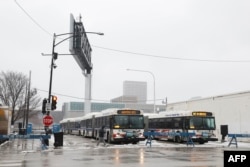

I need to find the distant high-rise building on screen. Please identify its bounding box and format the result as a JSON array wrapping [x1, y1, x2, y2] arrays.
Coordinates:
[[111, 95, 138, 103], [123, 81, 147, 104]]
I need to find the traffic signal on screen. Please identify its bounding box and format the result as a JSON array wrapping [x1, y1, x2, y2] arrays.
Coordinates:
[[42, 98, 47, 114], [51, 95, 57, 110], [53, 52, 58, 60]]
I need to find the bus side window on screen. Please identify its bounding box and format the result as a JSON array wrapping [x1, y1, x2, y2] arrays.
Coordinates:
[[173, 118, 182, 128], [109, 117, 116, 127], [184, 118, 190, 129], [104, 116, 109, 127], [166, 118, 172, 128], [159, 118, 164, 128], [77, 122, 80, 128], [150, 119, 157, 128], [110, 117, 114, 127]]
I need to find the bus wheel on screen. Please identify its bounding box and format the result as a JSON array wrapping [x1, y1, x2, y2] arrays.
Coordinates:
[[175, 136, 181, 143], [132, 141, 138, 144], [198, 139, 205, 144]]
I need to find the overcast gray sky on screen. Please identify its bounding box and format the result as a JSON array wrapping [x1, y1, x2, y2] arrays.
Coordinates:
[[1, 0, 250, 110]]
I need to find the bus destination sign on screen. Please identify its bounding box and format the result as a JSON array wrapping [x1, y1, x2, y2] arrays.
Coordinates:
[[192, 111, 212, 117], [117, 110, 140, 115]]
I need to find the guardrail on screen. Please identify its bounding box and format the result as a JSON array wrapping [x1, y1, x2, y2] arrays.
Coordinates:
[[228, 134, 250, 148], [0, 134, 51, 140], [144, 131, 195, 137], [144, 131, 196, 147]]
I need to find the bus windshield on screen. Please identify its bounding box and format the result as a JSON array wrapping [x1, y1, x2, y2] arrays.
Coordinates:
[[113, 115, 144, 129], [189, 117, 215, 130]]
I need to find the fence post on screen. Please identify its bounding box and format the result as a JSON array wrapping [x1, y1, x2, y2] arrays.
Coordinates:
[[228, 134, 238, 148]]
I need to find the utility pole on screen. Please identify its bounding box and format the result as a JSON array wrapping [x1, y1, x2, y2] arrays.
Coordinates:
[[47, 33, 57, 115], [25, 71, 31, 134]]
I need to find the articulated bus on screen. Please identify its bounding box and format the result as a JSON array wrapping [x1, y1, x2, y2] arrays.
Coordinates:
[[144, 110, 218, 144], [60, 108, 145, 144], [60, 117, 82, 135]]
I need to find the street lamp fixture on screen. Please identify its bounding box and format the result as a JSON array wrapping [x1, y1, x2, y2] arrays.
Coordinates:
[[126, 68, 156, 113], [47, 31, 103, 114], [54, 32, 103, 47]]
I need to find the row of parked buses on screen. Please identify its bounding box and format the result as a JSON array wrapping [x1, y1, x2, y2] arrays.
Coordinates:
[[59, 108, 218, 144], [60, 108, 145, 144]]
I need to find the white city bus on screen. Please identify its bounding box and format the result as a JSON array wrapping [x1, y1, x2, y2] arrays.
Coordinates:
[[94, 108, 145, 144], [144, 110, 218, 144]]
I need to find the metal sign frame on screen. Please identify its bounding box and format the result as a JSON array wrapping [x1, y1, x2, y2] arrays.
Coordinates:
[[69, 14, 92, 74]]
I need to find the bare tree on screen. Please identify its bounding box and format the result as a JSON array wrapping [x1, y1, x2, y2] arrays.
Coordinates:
[[0, 71, 41, 125]]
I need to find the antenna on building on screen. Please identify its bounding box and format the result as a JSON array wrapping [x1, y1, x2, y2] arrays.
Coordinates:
[[162, 97, 167, 104]]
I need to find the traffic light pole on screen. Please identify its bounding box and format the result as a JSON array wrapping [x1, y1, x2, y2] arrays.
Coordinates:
[[47, 33, 56, 114], [43, 30, 103, 145], [45, 31, 103, 114], [43, 34, 56, 146]]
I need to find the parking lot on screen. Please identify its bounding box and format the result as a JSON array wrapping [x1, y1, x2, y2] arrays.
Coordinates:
[[1, 134, 250, 167]]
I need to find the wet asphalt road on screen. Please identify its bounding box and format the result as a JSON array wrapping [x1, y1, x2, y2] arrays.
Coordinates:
[[0, 134, 248, 167]]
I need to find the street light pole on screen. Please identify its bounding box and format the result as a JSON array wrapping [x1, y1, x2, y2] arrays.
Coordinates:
[[48, 33, 56, 107], [47, 31, 104, 115], [126, 69, 156, 113]]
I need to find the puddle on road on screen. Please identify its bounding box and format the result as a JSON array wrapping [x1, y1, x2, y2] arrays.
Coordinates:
[[72, 157, 95, 161]]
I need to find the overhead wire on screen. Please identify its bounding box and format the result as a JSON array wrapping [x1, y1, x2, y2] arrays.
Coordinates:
[[92, 45, 250, 63], [14, 0, 250, 103], [37, 88, 164, 103], [14, 0, 52, 36], [14, 0, 250, 63]]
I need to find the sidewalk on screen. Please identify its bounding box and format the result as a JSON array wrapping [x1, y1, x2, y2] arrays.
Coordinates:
[[0, 134, 55, 152]]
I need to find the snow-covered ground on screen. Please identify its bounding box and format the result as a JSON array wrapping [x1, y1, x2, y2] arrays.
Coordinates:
[[49, 135, 250, 150]]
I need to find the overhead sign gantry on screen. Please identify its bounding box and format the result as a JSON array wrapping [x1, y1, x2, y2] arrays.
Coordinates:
[[69, 14, 104, 114], [69, 14, 92, 74]]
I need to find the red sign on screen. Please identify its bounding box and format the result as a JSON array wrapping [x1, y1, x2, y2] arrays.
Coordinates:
[[43, 115, 53, 126]]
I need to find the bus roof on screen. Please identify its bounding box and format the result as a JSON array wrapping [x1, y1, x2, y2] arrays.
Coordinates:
[[146, 110, 213, 118], [100, 108, 143, 117], [59, 118, 71, 123], [143, 113, 158, 118], [60, 108, 144, 123]]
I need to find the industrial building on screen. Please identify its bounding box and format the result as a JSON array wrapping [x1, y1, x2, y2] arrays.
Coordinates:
[[62, 101, 165, 119], [166, 90, 250, 142]]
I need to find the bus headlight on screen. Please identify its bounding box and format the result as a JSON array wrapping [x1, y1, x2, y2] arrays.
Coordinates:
[[114, 125, 120, 128]]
